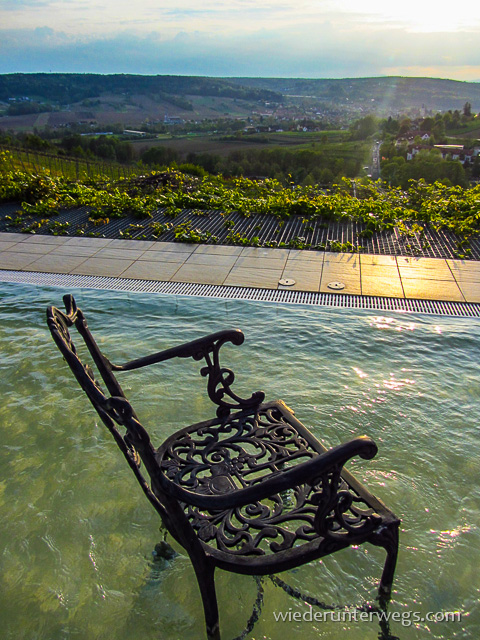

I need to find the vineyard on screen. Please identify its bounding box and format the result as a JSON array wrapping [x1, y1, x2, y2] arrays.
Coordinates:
[[1, 149, 480, 259]]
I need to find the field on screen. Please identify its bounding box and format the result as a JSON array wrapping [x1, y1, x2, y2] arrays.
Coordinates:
[[130, 130, 364, 161]]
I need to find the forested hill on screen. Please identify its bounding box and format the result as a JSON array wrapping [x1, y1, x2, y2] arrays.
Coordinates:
[[0, 73, 283, 105], [227, 76, 480, 111], [2, 73, 480, 114]]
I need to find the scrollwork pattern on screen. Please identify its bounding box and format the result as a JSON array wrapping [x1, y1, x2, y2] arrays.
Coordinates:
[[159, 408, 383, 556]]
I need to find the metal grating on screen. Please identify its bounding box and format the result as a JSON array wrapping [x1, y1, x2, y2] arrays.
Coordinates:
[[2, 203, 480, 260], [1, 269, 479, 318]]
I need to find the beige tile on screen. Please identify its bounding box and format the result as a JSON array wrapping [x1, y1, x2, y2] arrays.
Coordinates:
[[447, 258, 480, 271], [0, 240, 21, 251], [70, 257, 134, 277], [224, 266, 284, 288], [450, 271, 480, 283], [5, 241, 54, 255], [398, 266, 454, 280], [457, 281, 480, 303], [193, 244, 244, 256], [396, 257, 448, 269], [321, 263, 361, 281], [23, 235, 70, 245], [361, 275, 404, 298], [320, 272, 361, 295], [278, 270, 321, 292], [287, 250, 324, 262], [0, 251, 41, 269], [106, 239, 155, 250], [323, 252, 360, 267], [63, 237, 112, 248], [23, 253, 88, 273], [284, 258, 322, 273], [149, 241, 195, 253], [360, 253, 397, 266], [184, 253, 238, 267], [360, 263, 400, 277], [51, 244, 101, 257], [120, 260, 181, 281], [172, 264, 232, 285], [93, 247, 147, 261], [401, 278, 465, 302], [234, 256, 288, 270], [138, 249, 189, 263], [239, 247, 290, 259], [0, 232, 29, 243]]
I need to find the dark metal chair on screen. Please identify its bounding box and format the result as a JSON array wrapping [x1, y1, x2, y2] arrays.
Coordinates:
[[47, 294, 400, 640]]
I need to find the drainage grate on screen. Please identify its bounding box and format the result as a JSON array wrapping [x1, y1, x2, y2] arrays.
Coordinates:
[[1, 269, 479, 318]]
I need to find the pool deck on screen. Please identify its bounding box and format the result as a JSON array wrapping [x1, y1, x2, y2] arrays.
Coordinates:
[[1, 231, 480, 303]]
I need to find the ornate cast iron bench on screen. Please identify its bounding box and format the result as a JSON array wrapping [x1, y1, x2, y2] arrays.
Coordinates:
[[47, 294, 399, 640]]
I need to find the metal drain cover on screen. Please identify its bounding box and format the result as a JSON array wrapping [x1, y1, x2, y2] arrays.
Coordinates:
[[328, 281, 345, 290], [279, 278, 296, 286]]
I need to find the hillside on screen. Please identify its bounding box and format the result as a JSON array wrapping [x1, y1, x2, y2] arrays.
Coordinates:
[[1, 74, 480, 119], [227, 76, 480, 112]]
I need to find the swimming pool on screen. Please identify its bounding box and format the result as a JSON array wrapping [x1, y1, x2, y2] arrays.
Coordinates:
[[1, 282, 479, 639]]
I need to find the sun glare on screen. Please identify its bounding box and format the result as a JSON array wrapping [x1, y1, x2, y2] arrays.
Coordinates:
[[336, 0, 480, 33]]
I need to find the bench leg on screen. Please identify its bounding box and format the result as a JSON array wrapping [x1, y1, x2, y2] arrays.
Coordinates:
[[193, 560, 221, 640], [377, 523, 399, 603]]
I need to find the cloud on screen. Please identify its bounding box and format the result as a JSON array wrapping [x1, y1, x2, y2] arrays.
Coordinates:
[[0, 21, 479, 80]]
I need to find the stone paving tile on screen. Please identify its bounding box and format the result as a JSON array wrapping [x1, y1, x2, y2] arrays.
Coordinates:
[[283, 258, 322, 273], [234, 256, 288, 270], [0, 232, 28, 243], [319, 271, 361, 295], [278, 269, 321, 292], [323, 252, 361, 267], [456, 282, 480, 303], [120, 260, 181, 281], [69, 257, 134, 277], [22, 235, 70, 245], [398, 266, 454, 280], [361, 275, 404, 298], [137, 250, 189, 263], [321, 263, 361, 281], [401, 278, 465, 302], [62, 237, 113, 248], [397, 257, 449, 270], [183, 253, 238, 267], [106, 239, 155, 250], [239, 247, 290, 259], [450, 271, 480, 283], [93, 247, 147, 261], [224, 266, 283, 288], [447, 259, 480, 274], [150, 241, 196, 253], [0, 250, 42, 269], [4, 241, 54, 255], [173, 264, 233, 285], [0, 240, 21, 251], [360, 254, 398, 267], [193, 245, 244, 256], [360, 263, 400, 277], [287, 250, 324, 262], [51, 243, 102, 257], [23, 253, 88, 274]]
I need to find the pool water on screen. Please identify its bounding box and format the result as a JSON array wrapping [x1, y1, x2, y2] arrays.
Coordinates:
[[0, 282, 479, 640]]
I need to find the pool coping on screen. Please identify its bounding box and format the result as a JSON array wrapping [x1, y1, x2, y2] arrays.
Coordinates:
[[1, 231, 480, 308]]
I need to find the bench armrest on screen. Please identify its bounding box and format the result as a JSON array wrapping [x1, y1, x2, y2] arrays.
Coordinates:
[[156, 435, 378, 511], [113, 330, 265, 417]]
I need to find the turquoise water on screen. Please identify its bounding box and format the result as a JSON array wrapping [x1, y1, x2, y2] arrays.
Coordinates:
[[0, 282, 479, 640]]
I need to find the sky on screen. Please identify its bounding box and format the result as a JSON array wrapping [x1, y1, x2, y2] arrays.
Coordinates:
[[1, 0, 480, 81]]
